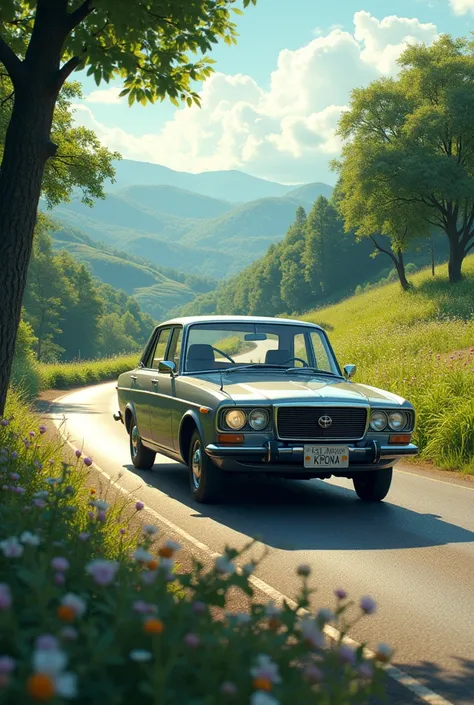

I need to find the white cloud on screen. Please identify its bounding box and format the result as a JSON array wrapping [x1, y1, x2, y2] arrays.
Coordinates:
[[74, 12, 438, 184], [450, 0, 474, 14], [85, 87, 123, 104]]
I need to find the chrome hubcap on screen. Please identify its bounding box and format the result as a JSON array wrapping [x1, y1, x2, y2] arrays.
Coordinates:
[[192, 442, 202, 489], [131, 425, 139, 457]]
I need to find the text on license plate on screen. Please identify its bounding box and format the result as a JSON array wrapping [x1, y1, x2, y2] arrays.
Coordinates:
[[304, 445, 349, 469]]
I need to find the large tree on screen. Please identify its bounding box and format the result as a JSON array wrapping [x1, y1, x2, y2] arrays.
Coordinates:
[[336, 35, 474, 287], [303, 196, 344, 298], [0, 0, 256, 415]]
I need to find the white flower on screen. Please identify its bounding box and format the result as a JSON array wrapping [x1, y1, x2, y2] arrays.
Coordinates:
[[33, 490, 49, 499], [61, 593, 86, 618], [55, 672, 77, 699], [129, 649, 153, 662], [45, 477, 62, 486], [143, 525, 158, 535], [250, 654, 281, 684], [215, 556, 236, 575], [20, 531, 41, 546], [317, 608, 335, 624], [133, 548, 153, 563], [299, 616, 325, 649], [159, 557, 174, 571], [33, 649, 67, 676], [89, 499, 110, 511], [0, 537, 23, 558], [164, 540, 181, 552], [250, 691, 280, 705]]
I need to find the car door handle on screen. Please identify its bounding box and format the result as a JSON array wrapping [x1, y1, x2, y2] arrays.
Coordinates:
[[130, 375, 137, 381], [151, 379, 159, 385]]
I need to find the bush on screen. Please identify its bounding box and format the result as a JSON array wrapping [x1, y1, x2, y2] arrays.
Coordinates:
[[0, 398, 392, 704], [38, 354, 139, 391], [10, 320, 42, 399]]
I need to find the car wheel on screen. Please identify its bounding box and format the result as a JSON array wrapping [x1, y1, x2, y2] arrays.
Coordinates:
[[189, 429, 223, 503], [130, 418, 156, 470], [353, 468, 393, 502]]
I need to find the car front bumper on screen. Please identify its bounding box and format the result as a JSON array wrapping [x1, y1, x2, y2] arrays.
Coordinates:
[[205, 440, 418, 474]]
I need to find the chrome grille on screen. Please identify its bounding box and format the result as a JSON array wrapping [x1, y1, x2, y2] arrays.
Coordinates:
[[276, 406, 368, 441]]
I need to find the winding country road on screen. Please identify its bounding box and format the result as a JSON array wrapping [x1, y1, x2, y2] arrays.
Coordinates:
[[49, 382, 474, 705]]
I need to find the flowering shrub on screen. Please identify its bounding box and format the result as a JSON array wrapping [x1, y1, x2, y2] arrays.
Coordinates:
[[0, 404, 391, 704]]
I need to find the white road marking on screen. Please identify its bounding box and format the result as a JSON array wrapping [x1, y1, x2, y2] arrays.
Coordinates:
[[50, 392, 454, 705], [397, 469, 474, 491]]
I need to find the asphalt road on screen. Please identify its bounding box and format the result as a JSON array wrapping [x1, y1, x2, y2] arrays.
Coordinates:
[[49, 382, 474, 705]]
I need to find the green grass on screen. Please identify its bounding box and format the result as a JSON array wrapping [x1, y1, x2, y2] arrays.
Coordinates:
[[303, 256, 474, 474], [38, 354, 139, 390]]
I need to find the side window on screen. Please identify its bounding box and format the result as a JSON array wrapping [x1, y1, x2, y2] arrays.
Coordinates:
[[168, 328, 183, 369], [310, 331, 333, 372], [147, 328, 172, 369], [293, 333, 309, 367]]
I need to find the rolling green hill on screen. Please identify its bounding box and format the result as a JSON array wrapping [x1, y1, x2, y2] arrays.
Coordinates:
[[115, 185, 234, 219]]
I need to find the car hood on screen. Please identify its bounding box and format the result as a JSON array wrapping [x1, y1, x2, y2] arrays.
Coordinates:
[[196, 372, 410, 407]]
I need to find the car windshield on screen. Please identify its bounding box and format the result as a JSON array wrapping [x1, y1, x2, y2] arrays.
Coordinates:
[[183, 322, 339, 375]]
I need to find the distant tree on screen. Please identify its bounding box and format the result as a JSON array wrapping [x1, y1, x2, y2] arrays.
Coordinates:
[[0, 0, 256, 415], [337, 35, 474, 286], [303, 197, 344, 297], [280, 206, 313, 314]]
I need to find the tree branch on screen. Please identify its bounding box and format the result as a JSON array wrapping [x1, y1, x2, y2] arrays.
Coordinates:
[[66, 0, 93, 31], [57, 56, 82, 88], [370, 235, 398, 267], [0, 32, 23, 86], [0, 89, 14, 108]]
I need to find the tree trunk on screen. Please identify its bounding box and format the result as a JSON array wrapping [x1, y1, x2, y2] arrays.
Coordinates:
[[447, 233, 464, 283], [0, 85, 56, 416], [394, 250, 410, 291]]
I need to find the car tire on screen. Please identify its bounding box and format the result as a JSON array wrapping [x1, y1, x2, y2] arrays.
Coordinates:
[[188, 429, 223, 503], [130, 417, 156, 470], [353, 468, 393, 502]]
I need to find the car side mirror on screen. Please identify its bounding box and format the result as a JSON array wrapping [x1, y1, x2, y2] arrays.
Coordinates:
[[343, 364, 356, 380], [158, 360, 176, 376]]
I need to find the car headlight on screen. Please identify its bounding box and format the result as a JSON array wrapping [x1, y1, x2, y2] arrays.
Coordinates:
[[369, 410, 387, 431], [225, 409, 247, 430], [388, 411, 407, 431], [248, 409, 270, 431]]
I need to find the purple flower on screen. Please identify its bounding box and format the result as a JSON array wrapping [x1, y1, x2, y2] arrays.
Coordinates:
[[359, 662, 374, 680], [297, 564, 311, 577], [85, 559, 119, 587], [133, 600, 157, 615], [14, 486, 26, 494], [10, 452, 18, 460], [87, 511, 94, 520], [304, 664, 322, 684], [33, 499, 47, 509], [0, 419, 9, 427], [54, 573, 65, 586], [78, 532, 90, 542], [135, 501, 144, 511], [0, 656, 15, 674], [39, 425, 47, 435], [36, 635, 59, 651], [141, 570, 157, 586], [9, 473, 20, 481], [51, 557, 69, 572], [97, 510, 106, 523], [29, 431, 35, 438], [74, 450, 82, 458], [339, 644, 356, 665], [119, 528, 126, 536], [0, 584, 12, 610], [360, 596, 376, 615], [0, 537, 23, 558], [184, 633, 200, 649], [192, 600, 206, 615], [83, 457, 93, 467], [335, 588, 348, 600]]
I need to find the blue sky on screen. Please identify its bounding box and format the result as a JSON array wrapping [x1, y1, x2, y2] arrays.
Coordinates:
[[73, 0, 474, 184]]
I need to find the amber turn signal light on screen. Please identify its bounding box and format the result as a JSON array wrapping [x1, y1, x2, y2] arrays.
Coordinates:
[[217, 434, 244, 444], [389, 434, 412, 444]]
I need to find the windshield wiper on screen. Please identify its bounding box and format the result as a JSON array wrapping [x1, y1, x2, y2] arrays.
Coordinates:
[[284, 367, 343, 378], [224, 364, 288, 374]]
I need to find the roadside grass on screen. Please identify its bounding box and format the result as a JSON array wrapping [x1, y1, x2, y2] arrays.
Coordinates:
[[303, 255, 474, 474], [0, 391, 390, 704], [38, 353, 139, 391]]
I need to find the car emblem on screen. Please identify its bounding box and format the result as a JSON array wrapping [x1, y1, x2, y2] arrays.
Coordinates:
[[318, 415, 333, 428]]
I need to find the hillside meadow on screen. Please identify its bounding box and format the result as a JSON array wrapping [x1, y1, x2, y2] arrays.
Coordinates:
[[303, 255, 474, 474]]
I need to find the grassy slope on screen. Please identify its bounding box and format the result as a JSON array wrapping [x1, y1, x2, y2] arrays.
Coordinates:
[[303, 256, 474, 473]]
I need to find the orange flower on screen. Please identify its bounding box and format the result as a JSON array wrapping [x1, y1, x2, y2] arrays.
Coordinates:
[[57, 605, 75, 622], [268, 618, 281, 631], [158, 546, 173, 559], [144, 618, 165, 634], [27, 673, 55, 700], [253, 677, 272, 692], [90, 488, 96, 495], [147, 560, 158, 571]]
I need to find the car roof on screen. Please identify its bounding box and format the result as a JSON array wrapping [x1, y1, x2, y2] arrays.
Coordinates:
[[158, 315, 323, 331]]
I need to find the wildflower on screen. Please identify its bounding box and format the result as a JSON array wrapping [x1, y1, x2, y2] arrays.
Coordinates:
[[215, 556, 236, 575], [51, 557, 69, 572], [129, 650, 152, 662], [375, 643, 393, 663], [0, 536, 24, 558], [360, 596, 376, 615], [33, 499, 47, 509], [57, 594, 86, 621], [10, 472, 20, 481], [135, 500, 145, 511], [97, 510, 106, 523], [35, 636, 59, 652], [250, 690, 280, 704], [27, 673, 55, 700], [304, 664, 322, 683], [192, 600, 206, 614], [299, 616, 325, 649], [74, 450, 82, 458], [119, 528, 126, 536], [90, 499, 109, 511], [85, 559, 119, 586], [359, 662, 374, 680], [83, 457, 93, 467], [14, 486, 26, 494], [317, 608, 335, 625], [11, 451, 18, 460], [0, 584, 12, 610], [147, 559, 158, 570], [78, 532, 90, 542], [143, 618, 165, 634], [339, 644, 356, 665], [0, 657, 15, 673], [34, 490, 49, 499], [20, 531, 41, 548], [29, 431, 36, 438], [143, 524, 158, 535], [297, 564, 311, 577], [159, 557, 173, 571], [159, 540, 180, 558], [39, 425, 47, 434], [54, 574, 65, 586], [184, 633, 200, 648], [141, 570, 158, 586], [221, 681, 238, 696], [0, 419, 9, 427], [133, 548, 153, 563], [264, 601, 281, 618], [133, 600, 157, 615], [334, 588, 348, 600], [251, 655, 281, 690]]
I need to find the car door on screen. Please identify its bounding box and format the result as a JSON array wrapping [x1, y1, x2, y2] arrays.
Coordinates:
[[147, 326, 174, 451], [163, 326, 184, 452]]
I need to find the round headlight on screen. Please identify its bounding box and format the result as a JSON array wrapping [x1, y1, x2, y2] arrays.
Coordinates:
[[248, 409, 270, 431], [370, 410, 387, 431], [388, 411, 407, 431], [225, 409, 247, 430]]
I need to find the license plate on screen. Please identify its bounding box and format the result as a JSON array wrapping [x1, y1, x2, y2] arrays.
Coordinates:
[[304, 445, 349, 469]]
